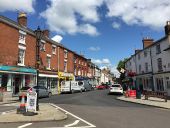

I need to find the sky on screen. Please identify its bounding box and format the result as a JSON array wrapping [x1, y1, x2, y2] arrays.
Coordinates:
[[0, 0, 170, 77]]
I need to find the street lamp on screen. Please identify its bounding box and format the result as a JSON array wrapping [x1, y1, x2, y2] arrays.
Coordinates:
[[35, 26, 43, 111]]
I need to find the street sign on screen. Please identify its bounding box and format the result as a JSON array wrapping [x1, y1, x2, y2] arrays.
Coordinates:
[[26, 91, 37, 112]]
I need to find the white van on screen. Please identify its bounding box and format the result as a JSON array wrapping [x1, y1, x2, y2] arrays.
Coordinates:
[[61, 81, 82, 93]]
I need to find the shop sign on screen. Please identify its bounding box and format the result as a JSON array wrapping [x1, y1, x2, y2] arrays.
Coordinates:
[[0, 65, 36, 74], [26, 91, 37, 112], [58, 72, 73, 78]]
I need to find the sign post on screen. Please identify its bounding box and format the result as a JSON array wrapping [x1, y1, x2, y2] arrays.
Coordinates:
[[26, 91, 37, 112]]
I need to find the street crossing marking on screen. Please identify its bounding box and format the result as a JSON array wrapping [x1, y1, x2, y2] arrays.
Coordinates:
[[64, 120, 80, 127], [50, 103, 96, 128], [18, 123, 32, 128]]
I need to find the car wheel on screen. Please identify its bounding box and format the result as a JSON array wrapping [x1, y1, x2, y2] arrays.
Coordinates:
[[48, 92, 52, 97]]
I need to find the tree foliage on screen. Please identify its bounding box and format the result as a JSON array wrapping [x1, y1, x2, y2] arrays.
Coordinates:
[[117, 58, 128, 72]]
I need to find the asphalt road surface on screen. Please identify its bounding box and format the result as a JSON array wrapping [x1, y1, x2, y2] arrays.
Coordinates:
[[41, 89, 170, 128], [0, 89, 170, 128]]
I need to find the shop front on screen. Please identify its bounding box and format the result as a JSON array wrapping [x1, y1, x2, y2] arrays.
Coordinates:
[[0, 65, 36, 96], [38, 73, 58, 94], [58, 72, 74, 94]]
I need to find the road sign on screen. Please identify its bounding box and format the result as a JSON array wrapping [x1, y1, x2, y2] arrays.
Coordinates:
[[26, 91, 37, 112]]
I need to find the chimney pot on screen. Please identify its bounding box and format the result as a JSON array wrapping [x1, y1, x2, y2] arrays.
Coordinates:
[[17, 12, 27, 27], [43, 30, 50, 37], [142, 37, 154, 49]]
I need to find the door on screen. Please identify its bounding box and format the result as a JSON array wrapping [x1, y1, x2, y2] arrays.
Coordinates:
[[13, 75, 21, 95]]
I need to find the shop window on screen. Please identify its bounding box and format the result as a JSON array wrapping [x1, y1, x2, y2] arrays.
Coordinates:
[[156, 78, 164, 91], [18, 48, 25, 66]]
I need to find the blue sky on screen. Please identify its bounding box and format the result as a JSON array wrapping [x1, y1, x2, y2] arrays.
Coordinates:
[[0, 0, 169, 77]]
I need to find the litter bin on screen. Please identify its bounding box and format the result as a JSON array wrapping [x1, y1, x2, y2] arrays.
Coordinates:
[[0, 90, 3, 102], [136, 90, 141, 99]]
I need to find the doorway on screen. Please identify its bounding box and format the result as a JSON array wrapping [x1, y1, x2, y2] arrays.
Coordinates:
[[13, 75, 22, 95]]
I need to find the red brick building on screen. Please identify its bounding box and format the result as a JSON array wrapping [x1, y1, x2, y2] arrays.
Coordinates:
[[0, 13, 91, 96]]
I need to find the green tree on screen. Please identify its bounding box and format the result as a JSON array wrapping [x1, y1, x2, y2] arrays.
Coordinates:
[[117, 58, 128, 72]]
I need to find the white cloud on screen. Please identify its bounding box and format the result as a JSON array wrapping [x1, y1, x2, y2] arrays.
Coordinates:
[[52, 35, 63, 43], [88, 46, 100, 51], [112, 22, 121, 29], [41, 0, 103, 36], [92, 58, 111, 65], [0, 0, 35, 13], [105, 0, 170, 29]]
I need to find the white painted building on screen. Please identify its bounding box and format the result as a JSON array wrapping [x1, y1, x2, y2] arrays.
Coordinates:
[[125, 21, 170, 96]]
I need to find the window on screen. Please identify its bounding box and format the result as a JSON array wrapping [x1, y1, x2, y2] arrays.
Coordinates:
[[64, 60, 67, 72], [18, 48, 25, 65], [156, 44, 161, 54], [156, 78, 164, 91], [79, 60, 80, 64], [157, 58, 163, 72], [46, 56, 51, 69], [145, 63, 148, 72], [144, 51, 147, 57], [139, 65, 141, 73], [138, 54, 140, 60], [52, 45, 56, 54], [40, 40, 46, 51], [74, 66, 76, 75], [85, 62, 87, 66], [19, 30, 26, 44], [74, 57, 77, 63], [64, 50, 68, 58]]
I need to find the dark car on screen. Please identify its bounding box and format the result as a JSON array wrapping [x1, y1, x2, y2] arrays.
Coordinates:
[[19, 86, 52, 100]]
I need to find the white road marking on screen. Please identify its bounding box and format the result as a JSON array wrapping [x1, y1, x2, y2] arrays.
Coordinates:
[[50, 103, 96, 128], [65, 120, 80, 127], [18, 123, 32, 128]]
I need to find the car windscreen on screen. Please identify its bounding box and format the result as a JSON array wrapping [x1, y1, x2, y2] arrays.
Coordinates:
[[20, 86, 30, 90], [112, 85, 121, 87], [78, 81, 83, 86]]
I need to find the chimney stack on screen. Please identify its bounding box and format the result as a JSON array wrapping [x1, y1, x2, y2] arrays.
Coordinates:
[[43, 30, 49, 37], [17, 12, 27, 27], [165, 21, 170, 36], [142, 37, 154, 49]]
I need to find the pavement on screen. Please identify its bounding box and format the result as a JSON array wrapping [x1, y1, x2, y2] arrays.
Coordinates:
[[117, 95, 170, 109], [0, 103, 67, 123]]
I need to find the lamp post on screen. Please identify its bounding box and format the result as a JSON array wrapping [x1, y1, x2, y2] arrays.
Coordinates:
[[35, 26, 43, 111]]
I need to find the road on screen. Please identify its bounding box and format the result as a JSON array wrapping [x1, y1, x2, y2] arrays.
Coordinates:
[[0, 89, 170, 128]]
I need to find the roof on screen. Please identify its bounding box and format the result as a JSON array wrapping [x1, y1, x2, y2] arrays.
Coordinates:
[[0, 15, 88, 60]]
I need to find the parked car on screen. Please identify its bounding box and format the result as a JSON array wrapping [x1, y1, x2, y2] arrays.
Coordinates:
[[78, 80, 93, 91], [96, 84, 106, 90], [19, 86, 52, 100], [108, 84, 123, 95], [61, 81, 82, 93]]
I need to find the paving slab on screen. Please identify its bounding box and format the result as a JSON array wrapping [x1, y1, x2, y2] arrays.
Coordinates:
[[117, 96, 170, 109], [0, 103, 67, 122]]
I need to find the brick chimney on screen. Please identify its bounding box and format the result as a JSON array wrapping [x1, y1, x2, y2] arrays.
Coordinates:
[[17, 12, 27, 27], [142, 37, 154, 49], [165, 21, 170, 36], [43, 30, 50, 37]]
